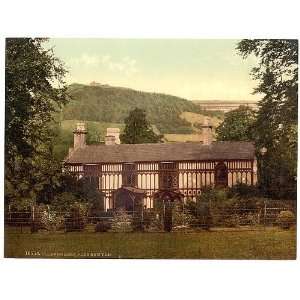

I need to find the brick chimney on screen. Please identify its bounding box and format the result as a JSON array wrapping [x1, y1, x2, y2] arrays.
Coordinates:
[[73, 122, 87, 149], [201, 117, 213, 145]]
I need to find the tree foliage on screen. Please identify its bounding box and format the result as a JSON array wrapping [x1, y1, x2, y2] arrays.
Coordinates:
[[237, 39, 298, 199], [5, 38, 69, 204], [120, 108, 163, 144], [216, 105, 256, 141]]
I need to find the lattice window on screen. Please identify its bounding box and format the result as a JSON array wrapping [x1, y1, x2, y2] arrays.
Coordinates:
[[83, 164, 101, 176], [159, 162, 179, 190], [122, 163, 137, 187]]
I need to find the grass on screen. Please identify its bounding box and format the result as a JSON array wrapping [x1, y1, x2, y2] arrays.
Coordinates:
[[163, 112, 222, 142], [5, 227, 296, 259], [180, 111, 222, 128], [164, 133, 204, 142], [61, 119, 124, 134]]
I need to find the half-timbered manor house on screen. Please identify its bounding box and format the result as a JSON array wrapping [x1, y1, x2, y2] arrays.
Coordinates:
[[64, 120, 257, 211]]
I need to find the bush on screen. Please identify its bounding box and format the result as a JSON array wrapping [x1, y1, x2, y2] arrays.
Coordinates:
[[224, 214, 240, 228], [196, 188, 266, 228], [199, 186, 229, 204], [142, 209, 153, 229], [244, 212, 260, 226], [277, 210, 295, 229], [162, 201, 174, 232], [40, 209, 65, 232], [228, 183, 260, 199], [263, 199, 295, 210], [95, 220, 111, 232], [196, 201, 213, 229], [197, 188, 230, 228], [148, 218, 163, 232], [132, 215, 144, 231], [173, 210, 195, 228], [184, 199, 197, 216], [110, 209, 133, 232], [8, 197, 34, 211], [65, 202, 88, 232], [143, 210, 163, 232], [51, 192, 80, 211], [235, 197, 265, 210]]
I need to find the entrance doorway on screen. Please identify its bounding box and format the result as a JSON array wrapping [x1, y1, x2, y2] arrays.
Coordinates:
[[215, 162, 228, 187]]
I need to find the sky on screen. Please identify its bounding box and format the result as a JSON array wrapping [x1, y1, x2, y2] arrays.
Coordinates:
[[48, 39, 260, 101]]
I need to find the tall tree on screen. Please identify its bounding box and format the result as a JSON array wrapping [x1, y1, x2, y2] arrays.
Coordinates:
[[216, 105, 256, 141], [120, 108, 163, 144], [237, 39, 298, 199], [5, 38, 69, 205]]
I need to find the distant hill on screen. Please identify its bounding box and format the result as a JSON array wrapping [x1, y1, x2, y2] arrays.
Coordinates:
[[193, 100, 258, 113], [62, 83, 220, 134], [53, 83, 226, 160]]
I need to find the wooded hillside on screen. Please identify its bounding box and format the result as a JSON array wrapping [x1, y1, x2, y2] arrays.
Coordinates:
[[62, 83, 219, 134]]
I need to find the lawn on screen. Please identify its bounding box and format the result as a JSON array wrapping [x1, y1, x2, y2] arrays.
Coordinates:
[[5, 227, 296, 259]]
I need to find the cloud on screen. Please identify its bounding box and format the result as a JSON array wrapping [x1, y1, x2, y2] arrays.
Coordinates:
[[68, 54, 138, 76]]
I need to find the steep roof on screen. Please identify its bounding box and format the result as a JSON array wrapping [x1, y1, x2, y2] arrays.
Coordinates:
[[65, 141, 255, 164]]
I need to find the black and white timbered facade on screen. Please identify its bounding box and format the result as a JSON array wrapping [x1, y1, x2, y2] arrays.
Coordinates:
[[64, 123, 257, 211]]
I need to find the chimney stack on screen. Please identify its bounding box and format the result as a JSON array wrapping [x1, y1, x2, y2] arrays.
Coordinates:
[[202, 117, 213, 145], [105, 128, 120, 145], [105, 135, 116, 145], [73, 122, 87, 149]]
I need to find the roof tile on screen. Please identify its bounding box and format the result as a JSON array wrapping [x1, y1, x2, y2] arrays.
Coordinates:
[[65, 141, 255, 164]]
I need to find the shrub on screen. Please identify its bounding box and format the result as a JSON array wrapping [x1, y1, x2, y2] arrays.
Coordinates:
[[51, 192, 80, 211], [65, 202, 88, 232], [235, 197, 265, 210], [173, 206, 195, 229], [7, 210, 31, 227], [76, 177, 105, 212], [277, 210, 295, 229], [8, 197, 34, 211], [244, 212, 260, 226], [228, 183, 260, 199], [196, 201, 213, 229], [224, 214, 240, 228], [142, 209, 153, 229], [110, 209, 133, 232], [148, 217, 163, 232], [132, 214, 144, 231], [198, 186, 229, 204], [28, 205, 64, 232], [143, 210, 163, 232], [184, 198, 197, 216], [40, 209, 65, 232], [263, 199, 295, 210], [95, 220, 111, 232]]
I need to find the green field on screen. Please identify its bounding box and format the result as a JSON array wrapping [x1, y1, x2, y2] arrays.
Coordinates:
[[5, 228, 296, 259]]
